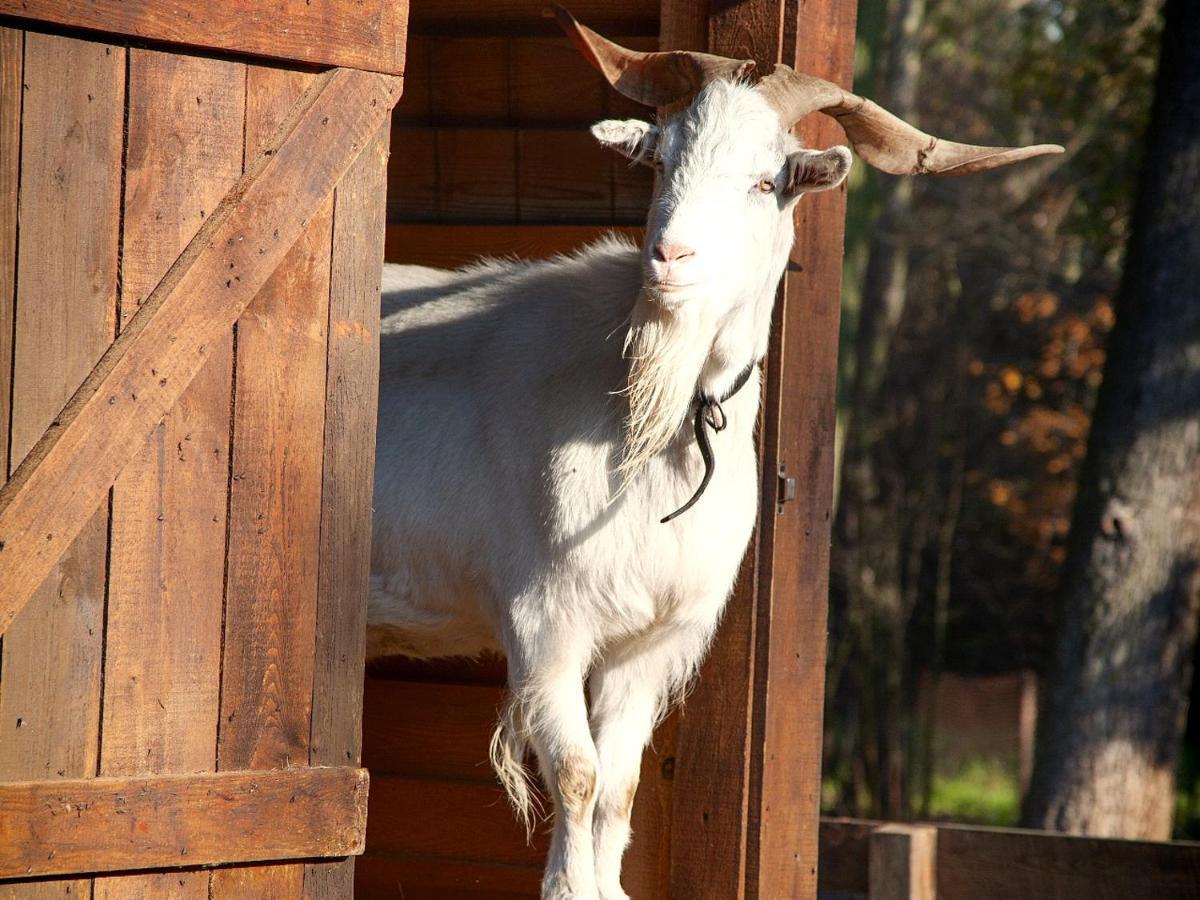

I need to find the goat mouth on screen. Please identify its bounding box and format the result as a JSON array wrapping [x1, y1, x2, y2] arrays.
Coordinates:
[[650, 280, 696, 293]]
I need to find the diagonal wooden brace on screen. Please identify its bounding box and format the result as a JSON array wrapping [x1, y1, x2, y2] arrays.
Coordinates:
[[0, 66, 402, 635]]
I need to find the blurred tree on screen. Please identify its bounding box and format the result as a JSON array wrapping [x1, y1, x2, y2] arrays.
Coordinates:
[[1021, 0, 1200, 840], [826, 0, 1161, 820]]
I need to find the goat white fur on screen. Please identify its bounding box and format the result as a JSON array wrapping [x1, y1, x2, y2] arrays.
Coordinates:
[[369, 80, 843, 900]]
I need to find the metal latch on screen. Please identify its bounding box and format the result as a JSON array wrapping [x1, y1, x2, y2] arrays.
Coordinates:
[[777, 464, 797, 514]]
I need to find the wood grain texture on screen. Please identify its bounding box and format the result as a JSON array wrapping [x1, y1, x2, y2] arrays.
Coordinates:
[[0, 37, 123, 900], [96, 48, 244, 900], [366, 776, 544, 866], [0, 0, 407, 75], [747, 1, 857, 897], [213, 65, 333, 898], [0, 26, 19, 482], [387, 126, 654, 225], [102, 49, 243, 777], [0, 767, 368, 879], [0, 30, 123, 900], [303, 119, 391, 900], [218, 66, 328, 774], [356, 856, 541, 900], [869, 825, 936, 900], [384, 224, 642, 268], [408, 0, 657, 36], [0, 65, 403, 636], [935, 824, 1200, 900], [360, 680, 505, 780]]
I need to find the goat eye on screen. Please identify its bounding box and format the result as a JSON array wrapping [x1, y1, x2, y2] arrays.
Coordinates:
[[756, 178, 775, 193]]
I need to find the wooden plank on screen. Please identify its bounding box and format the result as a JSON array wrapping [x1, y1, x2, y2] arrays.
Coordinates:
[[517, 128, 613, 222], [361, 680, 505, 780], [213, 65, 331, 897], [436, 127, 517, 222], [0, 0, 407, 75], [96, 48, 244, 900], [430, 37, 512, 125], [365, 776, 544, 867], [818, 819, 876, 896], [388, 127, 650, 225], [623, 712, 679, 899], [303, 119, 391, 900], [218, 65, 328, 773], [365, 654, 510, 685], [408, 0, 657, 36], [356, 856, 541, 899], [0, 66, 404, 635], [386, 128, 439, 223], [511, 36, 607, 126], [935, 825, 1200, 900], [383, 224, 642, 268], [0, 26, 19, 482], [0, 767, 368, 879], [0, 33, 124, 900], [869, 825, 936, 900], [746, 0, 857, 896], [392, 36, 433, 125]]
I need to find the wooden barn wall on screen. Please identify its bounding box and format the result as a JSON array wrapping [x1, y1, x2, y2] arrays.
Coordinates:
[[0, 23, 384, 895], [362, 1, 669, 897], [383, 0, 656, 270]]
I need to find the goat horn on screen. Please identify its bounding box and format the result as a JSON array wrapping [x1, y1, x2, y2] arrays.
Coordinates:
[[553, 5, 755, 108], [756, 64, 1064, 175]]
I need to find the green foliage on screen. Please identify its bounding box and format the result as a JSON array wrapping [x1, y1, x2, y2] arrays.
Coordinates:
[[926, 758, 1021, 826]]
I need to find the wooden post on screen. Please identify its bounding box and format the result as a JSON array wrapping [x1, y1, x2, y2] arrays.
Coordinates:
[[869, 825, 938, 900], [664, 1, 857, 898]]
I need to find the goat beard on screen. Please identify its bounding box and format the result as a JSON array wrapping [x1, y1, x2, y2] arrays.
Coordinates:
[[618, 295, 714, 485]]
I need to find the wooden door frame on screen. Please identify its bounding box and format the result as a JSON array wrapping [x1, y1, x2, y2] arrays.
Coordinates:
[[663, 2, 857, 898]]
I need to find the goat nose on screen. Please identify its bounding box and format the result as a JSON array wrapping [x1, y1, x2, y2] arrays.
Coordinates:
[[653, 241, 696, 264]]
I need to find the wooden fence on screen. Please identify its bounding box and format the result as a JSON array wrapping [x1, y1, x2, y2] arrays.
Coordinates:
[[820, 818, 1200, 900]]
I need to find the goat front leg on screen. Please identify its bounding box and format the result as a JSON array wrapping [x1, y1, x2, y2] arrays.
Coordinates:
[[505, 628, 601, 900], [588, 630, 702, 900]]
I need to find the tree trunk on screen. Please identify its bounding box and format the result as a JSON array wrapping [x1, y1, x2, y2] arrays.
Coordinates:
[[1021, 0, 1200, 840]]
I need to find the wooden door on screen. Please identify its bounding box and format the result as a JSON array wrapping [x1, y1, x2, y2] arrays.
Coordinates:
[[0, 3, 405, 892]]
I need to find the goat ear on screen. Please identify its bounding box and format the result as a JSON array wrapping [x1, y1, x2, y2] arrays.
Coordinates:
[[591, 119, 658, 166], [784, 145, 852, 196]]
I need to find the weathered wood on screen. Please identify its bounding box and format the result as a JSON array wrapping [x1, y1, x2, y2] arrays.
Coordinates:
[[408, 0, 657, 36], [366, 776, 544, 866], [384, 224, 642, 267], [0, 66, 403, 636], [303, 119, 391, 900], [96, 48, 245, 900], [436, 127, 518, 222], [935, 824, 1200, 900], [517, 129, 613, 222], [102, 49, 242, 777], [0, 768, 368, 879], [0, 0, 407, 75], [356, 856, 541, 900], [213, 66, 331, 898], [0, 26, 19, 481], [818, 818, 876, 896], [623, 712, 679, 900], [388, 126, 653, 224], [747, 0, 856, 895], [0, 33, 124, 900], [219, 65, 328, 774], [869, 825, 936, 900], [361, 680, 505, 780]]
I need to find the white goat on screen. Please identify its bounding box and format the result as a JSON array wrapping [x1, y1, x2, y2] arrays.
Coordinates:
[[368, 9, 1061, 899]]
